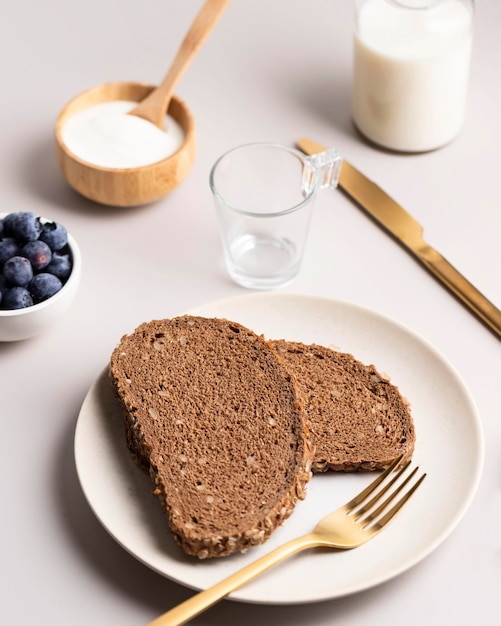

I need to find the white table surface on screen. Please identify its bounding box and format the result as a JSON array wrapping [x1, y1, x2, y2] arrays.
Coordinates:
[[1, 1, 500, 625]]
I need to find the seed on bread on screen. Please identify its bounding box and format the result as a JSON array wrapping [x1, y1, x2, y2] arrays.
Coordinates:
[[110, 316, 314, 559], [270, 340, 415, 472]]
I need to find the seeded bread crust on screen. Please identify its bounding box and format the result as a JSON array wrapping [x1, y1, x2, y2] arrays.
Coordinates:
[[110, 316, 314, 559], [271, 340, 415, 472]]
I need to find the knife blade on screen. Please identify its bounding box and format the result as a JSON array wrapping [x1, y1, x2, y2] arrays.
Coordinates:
[[297, 137, 501, 340]]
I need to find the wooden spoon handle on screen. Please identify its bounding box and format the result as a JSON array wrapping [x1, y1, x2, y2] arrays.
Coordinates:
[[130, 0, 231, 128]]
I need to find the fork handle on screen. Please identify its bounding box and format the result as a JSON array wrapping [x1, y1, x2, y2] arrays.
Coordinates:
[[147, 533, 318, 626]]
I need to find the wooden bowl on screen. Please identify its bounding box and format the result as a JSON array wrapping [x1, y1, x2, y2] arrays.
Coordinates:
[[54, 82, 196, 207]]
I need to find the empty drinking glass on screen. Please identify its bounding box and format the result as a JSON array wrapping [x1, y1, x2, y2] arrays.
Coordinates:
[[210, 143, 341, 289]]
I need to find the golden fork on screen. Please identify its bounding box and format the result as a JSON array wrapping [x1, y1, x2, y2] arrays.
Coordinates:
[[148, 455, 426, 626]]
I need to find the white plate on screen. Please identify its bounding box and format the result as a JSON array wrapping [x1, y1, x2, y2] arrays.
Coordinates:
[[74, 293, 484, 604]]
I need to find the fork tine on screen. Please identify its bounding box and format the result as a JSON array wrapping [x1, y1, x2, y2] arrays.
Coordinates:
[[368, 466, 419, 518], [369, 471, 426, 530], [353, 461, 413, 520], [346, 454, 403, 510], [358, 465, 420, 525]]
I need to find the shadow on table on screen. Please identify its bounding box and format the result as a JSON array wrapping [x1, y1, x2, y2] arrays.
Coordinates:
[[286, 72, 354, 142], [20, 136, 153, 218]]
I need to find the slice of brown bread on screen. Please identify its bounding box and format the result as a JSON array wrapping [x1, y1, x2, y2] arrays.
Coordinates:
[[110, 316, 314, 559], [271, 340, 415, 472]]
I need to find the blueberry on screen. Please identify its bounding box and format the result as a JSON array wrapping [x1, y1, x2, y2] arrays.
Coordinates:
[[0, 274, 8, 297], [11, 212, 42, 242], [45, 252, 72, 280], [3, 286, 33, 309], [2, 286, 33, 309], [1, 212, 19, 237], [0, 238, 21, 266], [3, 255, 34, 286], [21, 240, 52, 271], [39, 221, 68, 251], [0, 221, 3, 238], [29, 273, 62, 302]]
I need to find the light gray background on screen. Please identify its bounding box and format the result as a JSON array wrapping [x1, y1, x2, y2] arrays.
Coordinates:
[[1, 1, 499, 625]]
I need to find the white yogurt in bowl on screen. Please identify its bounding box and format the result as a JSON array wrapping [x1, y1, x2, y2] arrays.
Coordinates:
[[55, 82, 196, 206], [61, 100, 185, 169]]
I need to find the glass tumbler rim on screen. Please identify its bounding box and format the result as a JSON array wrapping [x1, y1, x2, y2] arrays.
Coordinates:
[[209, 142, 318, 219]]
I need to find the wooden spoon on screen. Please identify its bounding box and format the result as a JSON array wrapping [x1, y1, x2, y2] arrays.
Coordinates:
[[129, 0, 230, 129]]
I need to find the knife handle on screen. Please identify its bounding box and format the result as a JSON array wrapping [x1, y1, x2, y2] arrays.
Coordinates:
[[416, 246, 501, 339]]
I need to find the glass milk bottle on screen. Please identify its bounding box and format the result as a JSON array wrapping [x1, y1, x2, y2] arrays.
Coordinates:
[[352, 0, 474, 152]]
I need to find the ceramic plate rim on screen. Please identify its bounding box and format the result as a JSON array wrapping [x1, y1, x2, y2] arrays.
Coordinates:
[[74, 292, 484, 604]]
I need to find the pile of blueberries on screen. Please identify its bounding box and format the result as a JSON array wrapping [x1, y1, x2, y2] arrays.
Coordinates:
[[0, 212, 73, 310]]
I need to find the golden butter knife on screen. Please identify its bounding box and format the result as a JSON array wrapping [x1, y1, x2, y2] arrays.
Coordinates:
[[297, 137, 501, 340]]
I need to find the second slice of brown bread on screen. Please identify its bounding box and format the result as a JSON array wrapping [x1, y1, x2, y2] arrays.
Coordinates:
[[271, 340, 415, 472], [110, 316, 314, 559]]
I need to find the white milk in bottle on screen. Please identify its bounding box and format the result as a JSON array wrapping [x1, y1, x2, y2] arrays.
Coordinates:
[[352, 0, 474, 152]]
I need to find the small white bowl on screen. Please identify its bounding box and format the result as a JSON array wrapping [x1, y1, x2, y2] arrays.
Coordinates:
[[0, 214, 82, 342]]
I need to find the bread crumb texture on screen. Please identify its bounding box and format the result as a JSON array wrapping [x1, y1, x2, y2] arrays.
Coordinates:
[[110, 316, 313, 559], [271, 340, 415, 472]]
